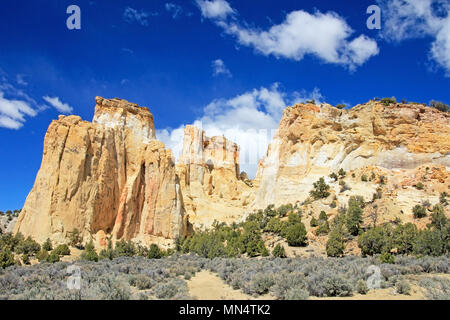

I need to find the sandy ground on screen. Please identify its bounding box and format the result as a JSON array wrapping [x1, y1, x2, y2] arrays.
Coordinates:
[[187, 270, 274, 300], [187, 270, 449, 300]]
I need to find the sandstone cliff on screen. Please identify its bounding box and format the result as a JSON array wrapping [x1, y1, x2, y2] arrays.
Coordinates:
[[254, 101, 450, 208], [176, 125, 254, 229], [14, 97, 186, 247]]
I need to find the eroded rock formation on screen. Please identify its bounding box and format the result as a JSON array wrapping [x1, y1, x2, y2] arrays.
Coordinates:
[[14, 97, 186, 246], [13, 97, 449, 250], [176, 125, 254, 229], [254, 101, 450, 208]]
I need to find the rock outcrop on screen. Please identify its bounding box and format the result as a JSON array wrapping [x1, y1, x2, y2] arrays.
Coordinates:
[[13, 97, 450, 250], [254, 101, 450, 208], [176, 125, 254, 229], [14, 97, 186, 246]]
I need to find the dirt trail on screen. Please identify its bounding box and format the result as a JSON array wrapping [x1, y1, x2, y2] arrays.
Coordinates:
[[187, 271, 439, 300], [187, 270, 274, 300]]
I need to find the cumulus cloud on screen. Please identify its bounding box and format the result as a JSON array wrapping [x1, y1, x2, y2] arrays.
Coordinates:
[[196, 0, 234, 20], [0, 92, 37, 129], [123, 7, 155, 26], [157, 84, 323, 176], [212, 59, 232, 77], [0, 73, 74, 129], [378, 0, 450, 75], [197, 1, 379, 69], [42, 96, 74, 114]]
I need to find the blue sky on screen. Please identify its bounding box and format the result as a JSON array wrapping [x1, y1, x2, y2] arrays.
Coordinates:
[[0, 0, 449, 211]]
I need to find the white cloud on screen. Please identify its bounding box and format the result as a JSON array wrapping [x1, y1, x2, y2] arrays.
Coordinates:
[[198, 2, 378, 69], [0, 92, 37, 129], [122, 48, 134, 54], [16, 74, 28, 86], [0, 74, 73, 129], [123, 7, 155, 26], [431, 19, 450, 74], [42, 96, 74, 114], [157, 84, 323, 176], [212, 59, 232, 77], [196, 0, 234, 20], [378, 0, 450, 75], [165, 3, 183, 19]]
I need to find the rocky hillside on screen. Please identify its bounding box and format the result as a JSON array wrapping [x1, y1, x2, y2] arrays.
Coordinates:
[[254, 101, 449, 208], [13, 98, 450, 250]]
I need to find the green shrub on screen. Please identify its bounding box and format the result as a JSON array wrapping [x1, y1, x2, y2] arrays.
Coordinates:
[[310, 177, 330, 200], [358, 224, 394, 256], [310, 217, 318, 227], [430, 100, 449, 113], [393, 223, 418, 254], [68, 228, 83, 249], [81, 240, 99, 262], [381, 97, 397, 106], [336, 104, 346, 109], [46, 251, 60, 263], [380, 252, 395, 264], [361, 174, 368, 182], [99, 239, 115, 260], [15, 236, 40, 255], [338, 168, 346, 178], [188, 232, 226, 258], [315, 221, 330, 236], [272, 244, 286, 258], [0, 248, 14, 268], [260, 243, 269, 257], [114, 240, 136, 257], [413, 205, 426, 219], [429, 204, 448, 231], [415, 182, 424, 190], [326, 228, 345, 257], [36, 249, 49, 262], [346, 196, 364, 236], [246, 239, 266, 257], [413, 229, 446, 256], [148, 244, 163, 259], [285, 223, 307, 246], [21, 253, 30, 265], [42, 238, 53, 251], [53, 244, 71, 256]]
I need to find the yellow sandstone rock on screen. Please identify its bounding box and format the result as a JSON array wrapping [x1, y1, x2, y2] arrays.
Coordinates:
[[14, 97, 186, 247]]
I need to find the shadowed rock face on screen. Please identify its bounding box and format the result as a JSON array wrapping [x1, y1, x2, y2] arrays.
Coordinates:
[[254, 102, 450, 208], [14, 97, 186, 246], [176, 125, 254, 229]]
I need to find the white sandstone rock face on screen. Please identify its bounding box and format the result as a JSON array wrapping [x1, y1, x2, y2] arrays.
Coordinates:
[[253, 102, 450, 208], [176, 125, 253, 229]]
